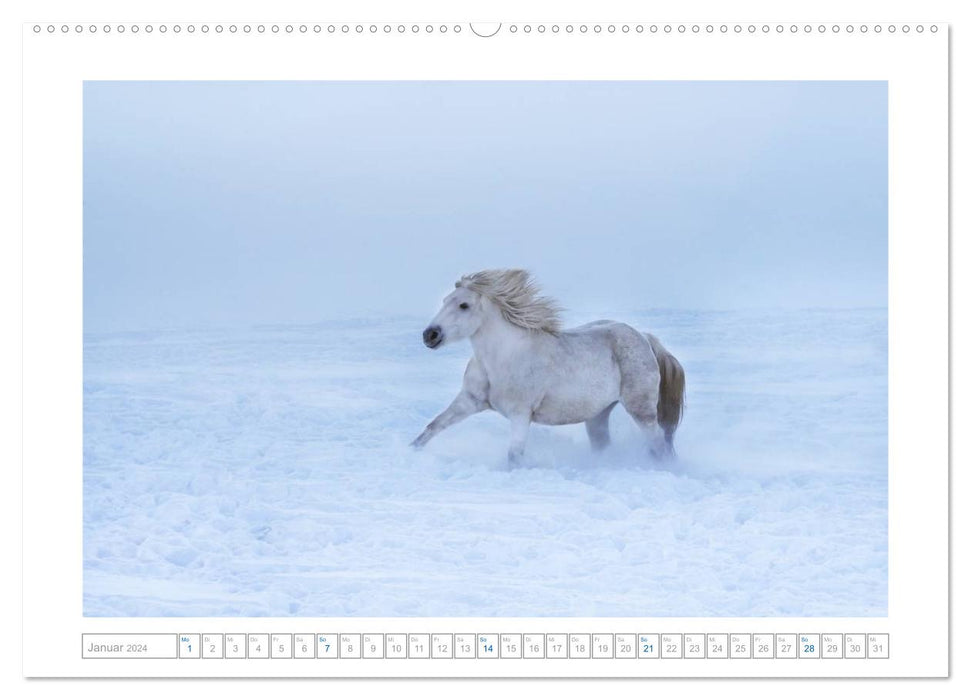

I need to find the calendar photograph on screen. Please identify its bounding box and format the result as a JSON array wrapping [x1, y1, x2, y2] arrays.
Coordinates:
[[83, 80, 888, 618]]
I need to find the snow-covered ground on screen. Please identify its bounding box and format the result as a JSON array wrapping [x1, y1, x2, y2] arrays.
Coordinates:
[[83, 308, 887, 617]]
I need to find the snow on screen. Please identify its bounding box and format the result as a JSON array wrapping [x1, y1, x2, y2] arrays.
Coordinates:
[[83, 308, 887, 617]]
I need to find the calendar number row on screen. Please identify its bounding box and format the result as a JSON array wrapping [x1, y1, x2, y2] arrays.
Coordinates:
[[83, 633, 889, 660]]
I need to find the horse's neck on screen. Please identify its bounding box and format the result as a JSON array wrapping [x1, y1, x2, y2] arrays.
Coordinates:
[[469, 313, 538, 377]]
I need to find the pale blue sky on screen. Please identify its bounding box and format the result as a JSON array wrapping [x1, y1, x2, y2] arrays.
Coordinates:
[[84, 81, 887, 332]]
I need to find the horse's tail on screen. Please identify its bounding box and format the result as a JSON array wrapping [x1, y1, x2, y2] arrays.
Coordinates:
[[644, 333, 685, 447]]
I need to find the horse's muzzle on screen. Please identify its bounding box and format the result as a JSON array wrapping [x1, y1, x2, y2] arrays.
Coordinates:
[[423, 325, 443, 349]]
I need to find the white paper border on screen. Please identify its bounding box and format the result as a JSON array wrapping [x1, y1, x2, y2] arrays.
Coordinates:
[[22, 22, 948, 678]]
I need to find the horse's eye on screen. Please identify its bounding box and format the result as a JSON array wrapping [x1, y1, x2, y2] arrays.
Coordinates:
[[459, 302, 469, 310]]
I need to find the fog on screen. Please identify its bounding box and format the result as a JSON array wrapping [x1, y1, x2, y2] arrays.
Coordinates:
[[83, 81, 887, 333]]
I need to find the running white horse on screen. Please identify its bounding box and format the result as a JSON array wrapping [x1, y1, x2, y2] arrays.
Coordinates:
[[411, 269, 685, 465]]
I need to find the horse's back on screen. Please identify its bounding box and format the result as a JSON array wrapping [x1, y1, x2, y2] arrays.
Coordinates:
[[563, 319, 661, 389], [568, 319, 634, 332], [565, 320, 657, 361]]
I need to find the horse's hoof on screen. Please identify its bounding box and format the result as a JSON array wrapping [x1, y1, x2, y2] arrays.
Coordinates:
[[649, 447, 669, 461], [650, 446, 676, 462]]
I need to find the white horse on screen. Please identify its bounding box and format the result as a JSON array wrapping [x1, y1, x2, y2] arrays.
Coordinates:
[[411, 269, 685, 465]]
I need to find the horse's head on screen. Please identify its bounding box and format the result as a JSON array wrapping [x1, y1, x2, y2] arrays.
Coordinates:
[[422, 285, 486, 349]]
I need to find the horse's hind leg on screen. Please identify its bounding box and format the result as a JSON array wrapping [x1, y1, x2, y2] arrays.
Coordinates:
[[585, 402, 617, 451], [619, 370, 671, 460], [624, 399, 670, 460], [662, 424, 676, 452]]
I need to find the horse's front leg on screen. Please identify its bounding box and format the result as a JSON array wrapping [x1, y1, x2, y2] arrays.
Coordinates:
[[411, 391, 485, 449], [506, 414, 532, 467]]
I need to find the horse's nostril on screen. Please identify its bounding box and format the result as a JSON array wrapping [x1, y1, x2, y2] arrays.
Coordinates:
[[423, 326, 442, 346]]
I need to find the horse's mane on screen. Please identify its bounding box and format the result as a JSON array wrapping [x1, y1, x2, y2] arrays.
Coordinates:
[[456, 269, 563, 334]]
